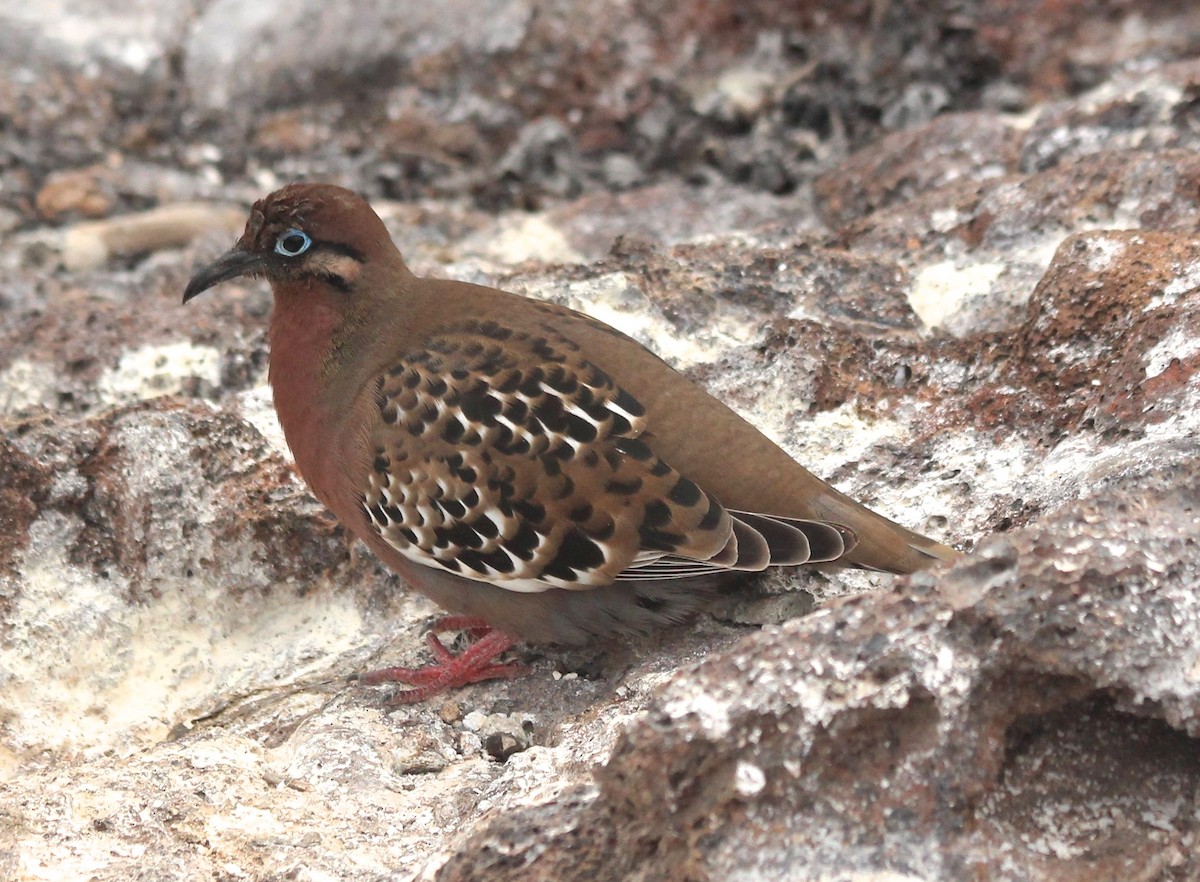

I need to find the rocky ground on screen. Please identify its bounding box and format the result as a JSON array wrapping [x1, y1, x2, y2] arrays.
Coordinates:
[[2, 1, 1200, 880]]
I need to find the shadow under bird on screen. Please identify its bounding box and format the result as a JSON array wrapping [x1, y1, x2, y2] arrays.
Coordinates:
[[184, 183, 958, 701]]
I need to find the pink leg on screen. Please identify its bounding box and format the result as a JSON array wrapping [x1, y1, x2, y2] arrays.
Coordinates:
[[360, 617, 528, 703]]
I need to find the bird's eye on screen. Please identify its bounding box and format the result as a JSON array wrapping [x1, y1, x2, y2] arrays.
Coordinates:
[[275, 229, 312, 257]]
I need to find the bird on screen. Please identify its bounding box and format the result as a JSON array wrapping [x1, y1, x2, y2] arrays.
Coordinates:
[[184, 183, 958, 702]]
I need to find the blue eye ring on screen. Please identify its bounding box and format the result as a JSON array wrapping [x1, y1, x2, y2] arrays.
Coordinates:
[[275, 228, 312, 257]]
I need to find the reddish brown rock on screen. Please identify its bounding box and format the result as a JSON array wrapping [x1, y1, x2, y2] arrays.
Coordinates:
[[815, 112, 1022, 229], [942, 231, 1200, 441], [35, 165, 118, 222]]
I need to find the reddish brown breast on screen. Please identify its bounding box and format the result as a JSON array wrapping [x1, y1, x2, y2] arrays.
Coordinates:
[[267, 286, 371, 526]]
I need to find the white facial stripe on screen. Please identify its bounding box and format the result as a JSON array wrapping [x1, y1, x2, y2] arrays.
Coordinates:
[[310, 252, 363, 285]]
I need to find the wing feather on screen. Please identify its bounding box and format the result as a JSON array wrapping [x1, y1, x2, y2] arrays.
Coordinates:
[[362, 320, 732, 591]]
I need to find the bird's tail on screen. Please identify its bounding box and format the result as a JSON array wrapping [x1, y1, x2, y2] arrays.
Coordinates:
[[808, 484, 960, 575], [847, 524, 960, 574]]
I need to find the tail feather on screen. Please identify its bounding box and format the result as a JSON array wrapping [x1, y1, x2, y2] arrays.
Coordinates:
[[727, 510, 812, 565], [840, 514, 959, 574], [713, 518, 770, 571], [730, 510, 851, 564], [615, 491, 958, 582]]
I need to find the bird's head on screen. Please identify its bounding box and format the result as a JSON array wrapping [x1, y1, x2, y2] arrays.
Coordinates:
[[183, 183, 403, 305]]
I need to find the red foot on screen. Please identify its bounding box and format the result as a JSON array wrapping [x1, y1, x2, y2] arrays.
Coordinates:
[[360, 617, 527, 703]]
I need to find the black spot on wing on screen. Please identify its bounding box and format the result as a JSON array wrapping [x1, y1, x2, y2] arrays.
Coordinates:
[[436, 521, 483, 550], [475, 320, 513, 341], [649, 458, 672, 477], [543, 365, 577, 394], [473, 515, 500, 539], [512, 499, 546, 524], [457, 550, 488, 574], [698, 494, 725, 531], [591, 514, 616, 542], [614, 436, 653, 460], [605, 476, 643, 495], [639, 526, 687, 553], [532, 396, 568, 433], [543, 528, 606, 580], [564, 412, 598, 443], [644, 500, 672, 528], [478, 547, 516, 574], [613, 387, 645, 418], [508, 522, 541, 560], [441, 498, 468, 519], [550, 474, 575, 500], [530, 337, 567, 363], [503, 399, 529, 423], [459, 388, 485, 423], [518, 369, 545, 397], [667, 477, 702, 507]]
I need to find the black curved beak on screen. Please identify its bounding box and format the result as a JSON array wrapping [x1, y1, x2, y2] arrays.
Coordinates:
[[183, 248, 266, 304]]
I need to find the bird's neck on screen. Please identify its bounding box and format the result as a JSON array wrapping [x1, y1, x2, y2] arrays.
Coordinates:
[[267, 281, 379, 511]]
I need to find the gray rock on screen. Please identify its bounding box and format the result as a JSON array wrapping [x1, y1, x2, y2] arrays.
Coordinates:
[[183, 0, 533, 112], [0, 0, 192, 73]]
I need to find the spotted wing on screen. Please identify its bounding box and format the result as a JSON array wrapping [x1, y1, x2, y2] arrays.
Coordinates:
[[361, 319, 739, 592]]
